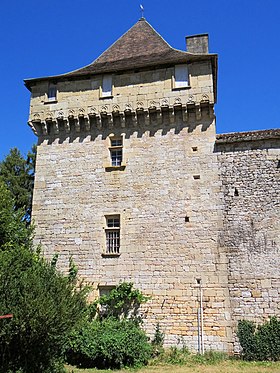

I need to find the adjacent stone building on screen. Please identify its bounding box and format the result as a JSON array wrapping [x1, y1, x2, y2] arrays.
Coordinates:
[[25, 18, 280, 353]]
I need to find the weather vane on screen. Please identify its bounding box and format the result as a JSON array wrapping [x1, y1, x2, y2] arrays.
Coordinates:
[[140, 4, 144, 18]]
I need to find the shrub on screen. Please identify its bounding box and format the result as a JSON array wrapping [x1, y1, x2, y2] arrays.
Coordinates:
[[151, 322, 165, 356], [67, 282, 151, 369], [237, 317, 280, 361], [67, 318, 152, 369], [91, 281, 149, 321], [0, 247, 88, 373]]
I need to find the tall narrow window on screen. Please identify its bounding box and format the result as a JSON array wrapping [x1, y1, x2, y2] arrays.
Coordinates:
[[47, 84, 57, 102], [105, 216, 120, 254], [102, 75, 113, 97], [174, 64, 189, 88], [110, 137, 123, 166]]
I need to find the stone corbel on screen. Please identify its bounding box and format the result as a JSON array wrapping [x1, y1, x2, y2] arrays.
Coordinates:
[[156, 109, 162, 123], [107, 114, 113, 128], [124, 109, 133, 127], [209, 104, 215, 120], [41, 121, 48, 136], [169, 108, 175, 125], [78, 113, 84, 132], [183, 107, 188, 122], [64, 119, 70, 134], [119, 113, 125, 128], [53, 119, 59, 135], [96, 116, 102, 129], [144, 111, 150, 126], [100, 112, 108, 128], [195, 105, 201, 120], [74, 117, 80, 133], [28, 121, 38, 135], [84, 116, 90, 132], [131, 112, 137, 127]]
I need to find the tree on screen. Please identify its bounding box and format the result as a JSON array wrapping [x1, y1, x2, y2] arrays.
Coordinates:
[[0, 181, 88, 373], [0, 145, 36, 222], [0, 180, 32, 250]]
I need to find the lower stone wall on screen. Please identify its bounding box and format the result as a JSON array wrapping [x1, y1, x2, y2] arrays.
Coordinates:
[[89, 282, 232, 351], [32, 122, 235, 352], [32, 125, 279, 353], [217, 136, 280, 352]]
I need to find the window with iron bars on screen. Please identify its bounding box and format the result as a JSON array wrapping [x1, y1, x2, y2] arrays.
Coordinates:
[[110, 138, 123, 166], [105, 216, 120, 254]]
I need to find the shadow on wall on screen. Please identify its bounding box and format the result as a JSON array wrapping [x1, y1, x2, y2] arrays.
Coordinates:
[[36, 110, 213, 146]]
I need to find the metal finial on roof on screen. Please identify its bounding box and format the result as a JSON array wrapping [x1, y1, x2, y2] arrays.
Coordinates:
[[140, 4, 145, 19]]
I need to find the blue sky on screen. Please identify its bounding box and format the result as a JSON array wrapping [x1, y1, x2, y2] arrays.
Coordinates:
[[0, 0, 279, 160]]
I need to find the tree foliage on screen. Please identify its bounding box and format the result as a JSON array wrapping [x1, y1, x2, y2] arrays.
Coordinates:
[[91, 281, 149, 321], [0, 145, 36, 222], [0, 180, 32, 250], [0, 181, 88, 373]]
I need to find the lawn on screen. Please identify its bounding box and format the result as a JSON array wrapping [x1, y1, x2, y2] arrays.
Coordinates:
[[65, 360, 280, 373]]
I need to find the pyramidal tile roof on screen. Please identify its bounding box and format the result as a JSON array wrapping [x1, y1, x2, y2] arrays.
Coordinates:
[[25, 18, 217, 88], [95, 18, 172, 64]]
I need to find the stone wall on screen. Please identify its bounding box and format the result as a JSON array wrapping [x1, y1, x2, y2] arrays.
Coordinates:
[[32, 109, 234, 351], [29, 53, 280, 353], [29, 61, 214, 126], [216, 132, 280, 352]]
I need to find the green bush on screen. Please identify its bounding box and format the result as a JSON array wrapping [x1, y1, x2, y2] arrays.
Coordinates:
[[0, 247, 88, 373], [237, 317, 280, 361], [90, 281, 149, 321], [67, 318, 152, 369], [0, 181, 88, 372], [67, 282, 151, 369]]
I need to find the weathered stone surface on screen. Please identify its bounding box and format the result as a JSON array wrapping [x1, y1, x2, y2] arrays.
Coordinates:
[[26, 22, 279, 354], [216, 138, 280, 352]]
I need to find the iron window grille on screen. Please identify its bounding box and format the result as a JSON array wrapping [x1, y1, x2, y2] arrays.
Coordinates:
[[105, 216, 120, 254]]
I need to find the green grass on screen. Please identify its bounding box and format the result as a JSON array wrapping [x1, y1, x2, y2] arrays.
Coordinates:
[[65, 354, 280, 373]]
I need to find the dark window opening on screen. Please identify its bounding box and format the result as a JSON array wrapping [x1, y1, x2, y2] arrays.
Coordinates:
[[47, 84, 57, 102]]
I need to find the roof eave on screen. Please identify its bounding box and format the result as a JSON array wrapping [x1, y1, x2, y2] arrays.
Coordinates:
[[24, 52, 217, 92]]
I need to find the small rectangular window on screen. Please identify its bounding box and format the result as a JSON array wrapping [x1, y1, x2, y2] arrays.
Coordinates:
[[105, 215, 120, 254], [99, 285, 115, 298], [174, 64, 189, 89], [102, 75, 113, 97], [111, 139, 122, 147], [47, 84, 57, 102], [98, 285, 116, 317], [110, 137, 123, 167]]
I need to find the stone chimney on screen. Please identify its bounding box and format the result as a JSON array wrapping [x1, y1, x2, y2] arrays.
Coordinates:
[[186, 34, 209, 54]]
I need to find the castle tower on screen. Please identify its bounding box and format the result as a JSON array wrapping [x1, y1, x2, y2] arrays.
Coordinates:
[[25, 18, 234, 351]]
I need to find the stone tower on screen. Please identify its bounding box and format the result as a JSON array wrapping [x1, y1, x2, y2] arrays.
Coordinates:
[[25, 18, 280, 352]]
